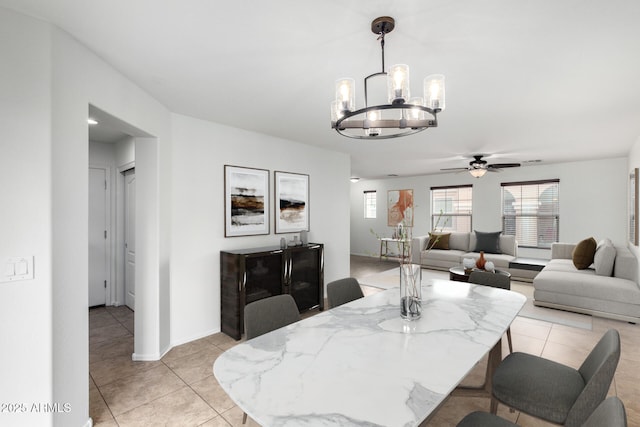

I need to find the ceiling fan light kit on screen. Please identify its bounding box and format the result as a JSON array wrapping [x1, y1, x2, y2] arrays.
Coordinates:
[[469, 168, 487, 178], [331, 16, 445, 139], [442, 155, 521, 178]]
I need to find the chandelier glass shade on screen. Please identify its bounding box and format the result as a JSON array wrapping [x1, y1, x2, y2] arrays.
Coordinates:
[[331, 17, 445, 139]]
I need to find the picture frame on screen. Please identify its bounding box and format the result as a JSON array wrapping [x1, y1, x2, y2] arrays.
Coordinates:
[[275, 171, 309, 234], [388, 189, 414, 227], [224, 165, 269, 237], [630, 168, 638, 246]]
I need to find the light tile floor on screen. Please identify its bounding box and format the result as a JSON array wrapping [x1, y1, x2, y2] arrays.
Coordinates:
[[90, 256, 639, 426]]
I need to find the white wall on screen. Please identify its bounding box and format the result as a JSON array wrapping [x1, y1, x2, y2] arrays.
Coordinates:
[[0, 8, 53, 427], [2, 7, 350, 425], [19, 14, 169, 426], [170, 114, 351, 345], [351, 157, 628, 260]]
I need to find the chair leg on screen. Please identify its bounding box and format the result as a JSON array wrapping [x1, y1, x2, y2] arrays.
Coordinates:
[[490, 398, 499, 414], [506, 327, 513, 353], [242, 412, 247, 424]]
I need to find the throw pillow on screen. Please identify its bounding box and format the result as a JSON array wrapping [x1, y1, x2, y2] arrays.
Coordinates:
[[572, 237, 597, 269], [473, 231, 502, 254], [594, 240, 616, 276], [428, 233, 450, 250]]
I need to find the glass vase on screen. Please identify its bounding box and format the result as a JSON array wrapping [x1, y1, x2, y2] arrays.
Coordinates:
[[400, 263, 422, 320]]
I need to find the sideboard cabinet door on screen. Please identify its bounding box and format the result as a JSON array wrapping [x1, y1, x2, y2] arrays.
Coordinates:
[[287, 244, 324, 312]]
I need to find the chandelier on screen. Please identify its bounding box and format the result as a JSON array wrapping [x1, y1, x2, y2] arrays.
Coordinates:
[[331, 16, 445, 139]]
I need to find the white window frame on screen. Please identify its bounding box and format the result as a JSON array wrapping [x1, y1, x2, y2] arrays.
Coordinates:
[[431, 185, 473, 232], [363, 190, 376, 219], [501, 179, 560, 249]]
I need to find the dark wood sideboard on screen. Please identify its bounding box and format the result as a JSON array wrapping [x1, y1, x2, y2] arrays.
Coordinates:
[[220, 243, 324, 340]]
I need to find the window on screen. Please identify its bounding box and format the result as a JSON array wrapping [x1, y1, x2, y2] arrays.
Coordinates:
[[501, 180, 559, 249], [364, 191, 376, 219], [431, 185, 473, 232]]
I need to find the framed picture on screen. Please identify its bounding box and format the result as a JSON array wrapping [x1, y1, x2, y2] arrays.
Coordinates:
[[388, 189, 414, 227], [275, 171, 309, 233], [224, 165, 269, 237], [630, 168, 638, 246]]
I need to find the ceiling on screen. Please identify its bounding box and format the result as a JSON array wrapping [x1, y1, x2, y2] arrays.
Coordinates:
[[4, 0, 640, 179]]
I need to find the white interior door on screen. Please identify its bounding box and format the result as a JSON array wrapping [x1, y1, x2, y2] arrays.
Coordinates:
[[124, 169, 136, 310], [89, 167, 108, 307]]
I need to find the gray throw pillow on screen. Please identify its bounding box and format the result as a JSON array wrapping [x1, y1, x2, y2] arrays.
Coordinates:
[[594, 240, 616, 276], [474, 231, 502, 254]]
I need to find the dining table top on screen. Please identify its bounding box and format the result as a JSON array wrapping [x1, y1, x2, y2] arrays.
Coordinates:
[[213, 278, 526, 427]]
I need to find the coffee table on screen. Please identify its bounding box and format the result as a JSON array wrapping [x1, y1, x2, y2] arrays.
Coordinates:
[[449, 266, 511, 282]]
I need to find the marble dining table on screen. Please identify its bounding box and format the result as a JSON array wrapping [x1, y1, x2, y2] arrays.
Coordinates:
[[213, 278, 526, 427]]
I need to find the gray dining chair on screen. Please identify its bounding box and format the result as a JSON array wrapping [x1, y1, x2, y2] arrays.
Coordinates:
[[457, 396, 627, 427], [244, 294, 300, 340], [490, 328, 621, 427], [326, 277, 364, 308], [468, 270, 513, 353], [242, 294, 301, 423]]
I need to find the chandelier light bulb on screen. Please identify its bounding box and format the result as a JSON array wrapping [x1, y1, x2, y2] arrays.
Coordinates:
[[388, 64, 409, 104], [424, 74, 445, 111], [366, 110, 382, 136], [409, 97, 425, 120], [335, 78, 355, 112]]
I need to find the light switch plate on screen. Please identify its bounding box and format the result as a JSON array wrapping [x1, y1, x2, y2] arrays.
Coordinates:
[[1, 256, 34, 283]]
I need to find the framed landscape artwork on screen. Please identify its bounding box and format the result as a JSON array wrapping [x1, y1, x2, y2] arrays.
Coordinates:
[[630, 168, 638, 246], [224, 165, 269, 237], [388, 189, 414, 227], [275, 171, 309, 233]]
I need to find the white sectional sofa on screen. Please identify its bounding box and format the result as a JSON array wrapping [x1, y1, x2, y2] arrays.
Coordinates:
[[411, 231, 518, 273], [533, 241, 640, 323]]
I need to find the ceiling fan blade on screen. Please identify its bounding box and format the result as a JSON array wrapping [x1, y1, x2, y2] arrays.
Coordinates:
[[440, 167, 470, 171], [488, 163, 520, 169]]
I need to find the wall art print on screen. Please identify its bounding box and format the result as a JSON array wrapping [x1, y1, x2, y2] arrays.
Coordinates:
[[275, 171, 309, 234], [630, 168, 638, 246], [388, 189, 414, 227], [224, 165, 269, 237]]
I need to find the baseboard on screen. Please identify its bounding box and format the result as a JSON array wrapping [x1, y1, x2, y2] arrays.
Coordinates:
[[533, 300, 640, 323], [170, 327, 221, 348], [131, 328, 221, 361], [132, 352, 163, 361]]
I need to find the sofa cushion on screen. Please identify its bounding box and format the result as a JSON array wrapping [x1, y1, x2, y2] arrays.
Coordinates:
[[428, 232, 450, 250], [594, 240, 616, 277], [572, 237, 597, 269], [422, 249, 467, 263], [473, 231, 502, 254], [534, 270, 640, 305], [543, 259, 595, 275], [613, 246, 637, 281], [448, 232, 471, 251]]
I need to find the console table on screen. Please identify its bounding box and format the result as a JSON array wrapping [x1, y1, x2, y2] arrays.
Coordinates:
[[379, 237, 410, 260], [220, 243, 324, 340]]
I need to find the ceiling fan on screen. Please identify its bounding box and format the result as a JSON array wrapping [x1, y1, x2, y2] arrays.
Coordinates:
[[441, 155, 521, 178]]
